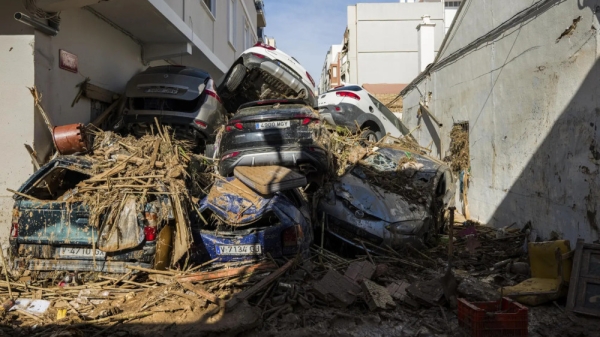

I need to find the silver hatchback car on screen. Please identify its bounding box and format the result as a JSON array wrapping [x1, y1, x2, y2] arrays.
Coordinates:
[[122, 65, 227, 146]]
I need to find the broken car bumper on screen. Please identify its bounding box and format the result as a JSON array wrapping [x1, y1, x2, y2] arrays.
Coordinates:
[[14, 258, 152, 273], [218, 146, 328, 176]]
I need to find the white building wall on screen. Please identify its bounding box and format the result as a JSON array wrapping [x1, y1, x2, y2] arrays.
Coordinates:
[[165, 0, 258, 72], [402, 0, 600, 243], [33, 8, 146, 161], [0, 36, 35, 248], [346, 2, 444, 86]]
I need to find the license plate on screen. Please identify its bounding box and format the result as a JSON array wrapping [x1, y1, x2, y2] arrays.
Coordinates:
[[59, 247, 106, 259], [145, 87, 178, 94], [256, 121, 290, 129], [216, 245, 262, 256]]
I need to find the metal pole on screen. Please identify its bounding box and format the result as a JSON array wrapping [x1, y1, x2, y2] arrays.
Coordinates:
[[448, 207, 455, 263]]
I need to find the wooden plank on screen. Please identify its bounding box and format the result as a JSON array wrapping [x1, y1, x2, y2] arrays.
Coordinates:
[[84, 82, 118, 103], [176, 261, 276, 283], [24, 144, 41, 170], [178, 281, 221, 304], [90, 96, 123, 127], [225, 258, 296, 311]]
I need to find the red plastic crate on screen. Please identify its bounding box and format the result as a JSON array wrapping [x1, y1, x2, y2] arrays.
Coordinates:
[[458, 297, 528, 337]]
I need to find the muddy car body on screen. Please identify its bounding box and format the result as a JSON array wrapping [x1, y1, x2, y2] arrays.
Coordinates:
[[318, 85, 410, 142], [319, 147, 455, 249], [194, 178, 312, 264], [217, 100, 328, 176], [217, 43, 317, 112], [10, 157, 171, 273], [122, 65, 226, 146]]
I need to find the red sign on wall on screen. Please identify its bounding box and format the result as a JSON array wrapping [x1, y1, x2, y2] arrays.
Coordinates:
[[59, 49, 78, 73]]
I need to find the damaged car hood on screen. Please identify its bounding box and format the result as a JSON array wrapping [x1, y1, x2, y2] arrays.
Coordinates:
[[333, 173, 428, 223]]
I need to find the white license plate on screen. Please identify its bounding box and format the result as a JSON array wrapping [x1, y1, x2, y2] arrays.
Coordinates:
[[59, 247, 106, 258], [256, 121, 290, 129], [145, 88, 178, 94], [216, 245, 262, 256]]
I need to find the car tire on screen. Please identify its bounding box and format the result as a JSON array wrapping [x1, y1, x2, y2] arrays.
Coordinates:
[[359, 130, 380, 144], [225, 64, 247, 92]]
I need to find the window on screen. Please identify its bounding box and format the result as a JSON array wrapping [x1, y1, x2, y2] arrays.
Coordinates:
[[332, 66, 337, 77], [202, 0, 216, 18], [228, 0, 236, 46], [445, 1, 461, 8], [244, 21, 250, 50]]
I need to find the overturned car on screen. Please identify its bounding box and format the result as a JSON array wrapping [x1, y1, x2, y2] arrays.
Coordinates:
[[194, 177, 312, 265], [319, 146, 455, 250], [217, 43, 317, 112]]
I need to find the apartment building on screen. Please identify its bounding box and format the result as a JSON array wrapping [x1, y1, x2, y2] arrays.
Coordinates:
[[318, 44, 342, 94], [322, 1, 460, 99], [0, 0, 267, 246]]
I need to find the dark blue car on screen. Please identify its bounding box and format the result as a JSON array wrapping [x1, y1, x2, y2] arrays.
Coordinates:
[[193, 177, 312, 264]]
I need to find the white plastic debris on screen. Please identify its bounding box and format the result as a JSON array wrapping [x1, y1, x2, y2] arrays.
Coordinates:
[[10, 299, 51, 315]]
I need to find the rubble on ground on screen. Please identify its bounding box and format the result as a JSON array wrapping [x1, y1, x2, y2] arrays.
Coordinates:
[[1, 219, 599, 336]]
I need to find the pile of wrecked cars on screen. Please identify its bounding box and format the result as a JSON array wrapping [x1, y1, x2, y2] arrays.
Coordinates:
[[9, 42, 454, 279]]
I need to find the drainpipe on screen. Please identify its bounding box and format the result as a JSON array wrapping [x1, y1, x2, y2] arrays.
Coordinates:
[[14, 12, 58, 36]]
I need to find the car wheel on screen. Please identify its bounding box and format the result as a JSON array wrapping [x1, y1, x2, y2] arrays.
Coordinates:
[[360, 130, 379, 145], [225, 64, 247, 92]]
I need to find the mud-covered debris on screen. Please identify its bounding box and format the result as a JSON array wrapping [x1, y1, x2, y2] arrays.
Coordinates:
[[361, 279, 396, 311], [457, 277, 500, 302], [407, 278, 445, 307], [313, 270, 361, 307], [344, 261, 376, 283]]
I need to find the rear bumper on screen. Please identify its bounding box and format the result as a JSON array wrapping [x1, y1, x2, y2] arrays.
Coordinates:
[[218, 146, 328, 176], [123, 113, 218, 141], [14, 258, 152, 273], [196, 229, 311, 264], [244, 55, 317, 108]]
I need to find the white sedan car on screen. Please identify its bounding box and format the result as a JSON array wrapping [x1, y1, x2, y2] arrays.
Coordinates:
[[217, 42, 317, 112], [318, 85, 409, 142]]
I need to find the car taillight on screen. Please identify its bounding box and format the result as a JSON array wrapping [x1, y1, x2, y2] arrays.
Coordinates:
[[221, 151, 240, 160], [336, 91, 360, 100], [11, 209, 19, 238], [205, 89, 222, 104], [144, 226, 157, 241], [306, 72, 315, 87], [254, 42, 276, 50], [144, 207, 158, 241], [251, 52, 266, 59], [282, 225, 304, 248], [335, 106, 342, 112], [302, 118, 318, 125], [194, 120, 208, 129], [225, 122, 243, 132]]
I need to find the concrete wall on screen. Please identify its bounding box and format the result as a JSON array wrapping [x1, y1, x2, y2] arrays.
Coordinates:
[[33, 8, 146, 160], [347, 2, 444, 86], [402, 0, 600, 243], [0, 2, 35, 248]]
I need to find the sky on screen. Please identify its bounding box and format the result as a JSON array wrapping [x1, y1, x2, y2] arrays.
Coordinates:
[[264, 0, 400, 84]]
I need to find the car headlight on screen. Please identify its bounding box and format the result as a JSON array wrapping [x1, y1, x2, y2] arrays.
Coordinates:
[[385, 220, 423, 235]]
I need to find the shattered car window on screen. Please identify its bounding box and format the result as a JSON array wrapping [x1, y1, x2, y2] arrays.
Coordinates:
[[27, 168, 90, 200], [363, 153, 398, 172]]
